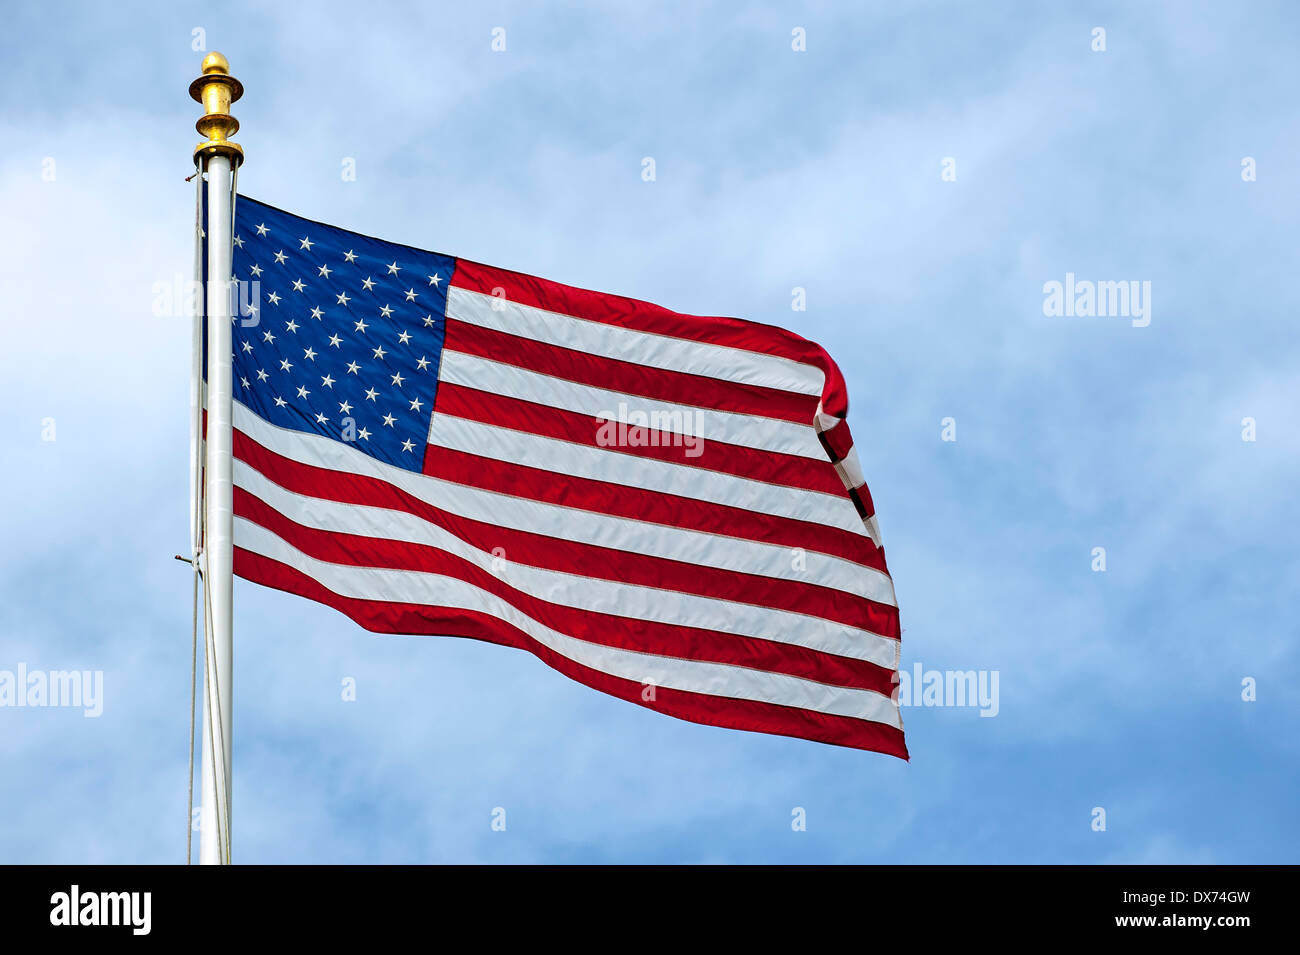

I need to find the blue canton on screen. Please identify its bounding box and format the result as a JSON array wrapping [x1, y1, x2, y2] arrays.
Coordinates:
[[228, 196, 454, 472]]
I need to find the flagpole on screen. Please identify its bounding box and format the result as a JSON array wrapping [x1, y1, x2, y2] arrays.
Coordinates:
[[190, 52, 243, 865]]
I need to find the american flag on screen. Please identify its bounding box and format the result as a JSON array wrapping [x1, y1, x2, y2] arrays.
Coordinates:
[[223, 196, 907, 758]]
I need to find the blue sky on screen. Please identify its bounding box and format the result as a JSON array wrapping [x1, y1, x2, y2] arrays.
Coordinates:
[[1, 0, 1296, 863]]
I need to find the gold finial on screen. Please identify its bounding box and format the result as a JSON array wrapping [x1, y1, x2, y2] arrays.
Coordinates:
[[189, 51, 244, 165], [200, 51, 231, 75]]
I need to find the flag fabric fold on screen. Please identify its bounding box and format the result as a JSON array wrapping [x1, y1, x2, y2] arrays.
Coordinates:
[[225, 196, 907, 758]]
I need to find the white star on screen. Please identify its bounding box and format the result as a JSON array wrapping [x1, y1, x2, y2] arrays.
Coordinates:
[[328, 334, 342, 348], [390, 371, 405, 387], [416, 355, 430, 370], [297, 385, 311, 399], [346, 361, 361, 375], [274, 250, 287, 264], [357, 427, 371, 440], [240, 376, 250, 389], [241, 341, 253, 354], [274, 396, 287, 408], [343, 249, 358, 263], [315, 412, 328, 424], [339, 400, 353, 414], [233, 235, 244, 248], [256, 223, 269, 236], [280, 359, 293, 372], [362, 277, 375, 291], [427, 273, 441, 286], [379, 304, 394, 318], [318, 263, 332, 279], [292, 279, 305, 292], [321, 374, 335, 388], [310, 306, 324, 320], [364, 388, 379, 401], [422, 314, 435, 327], [382, 413, 397, 427], [354, 318, 369, 333], [299, 236, 314, 251], [262, 330, 276, 343], [372, 345, 387, 360], [386, 261, 401, 275], [285, 319, 299, 333], [398, 330, 412, 345], [250, 264, 263, 277], [256, 368, 269, 382], [401, 439, 415, 453], [409, 397, 423, 412], [267, 291, 281, 305], [404, 288, 417, 301], [336, 291, 351, 306], [303, 346, 317, 360]]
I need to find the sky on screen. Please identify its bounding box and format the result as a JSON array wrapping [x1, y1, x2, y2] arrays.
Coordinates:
[[0, 1, 1296, 864]]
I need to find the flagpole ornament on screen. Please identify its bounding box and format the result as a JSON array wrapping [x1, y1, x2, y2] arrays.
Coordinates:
[[189, 51, 244, 165]]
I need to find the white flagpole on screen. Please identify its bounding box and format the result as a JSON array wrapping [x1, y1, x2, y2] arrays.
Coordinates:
[[190, 52, 244, 865]]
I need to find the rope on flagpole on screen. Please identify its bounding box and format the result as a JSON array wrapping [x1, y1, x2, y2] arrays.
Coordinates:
[[201, 561, 231, 864], [186, 156, 204, 865], [205, 156, 239, 866], [197, 154, 236, 862], [187, 564, 200, 863], [230, 164, 239, 252]]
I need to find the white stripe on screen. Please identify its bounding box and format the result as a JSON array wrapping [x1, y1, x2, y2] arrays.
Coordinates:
[[233, 402, 898, 609], [235, 463, 900, 669], [236, 516, 902, 728], [439, 349, 825, 460], [426, 411, 871, 539], [836, 449, 866, 490], [447, 285, 825, 398]]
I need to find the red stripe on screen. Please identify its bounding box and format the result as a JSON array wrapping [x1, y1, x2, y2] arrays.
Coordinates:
[[235, 547, 909, 759], [819, 418, 854, 463], [236, 488, 897, 695], [234, 429, 900, 638], [434, 382, 849, 497], [450, 259, 851, 418], [443, 318, 817, 425], [420, 442, 888, 573]]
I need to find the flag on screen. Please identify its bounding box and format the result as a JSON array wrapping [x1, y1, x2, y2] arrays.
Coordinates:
[[224, 196, 906, 758]]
